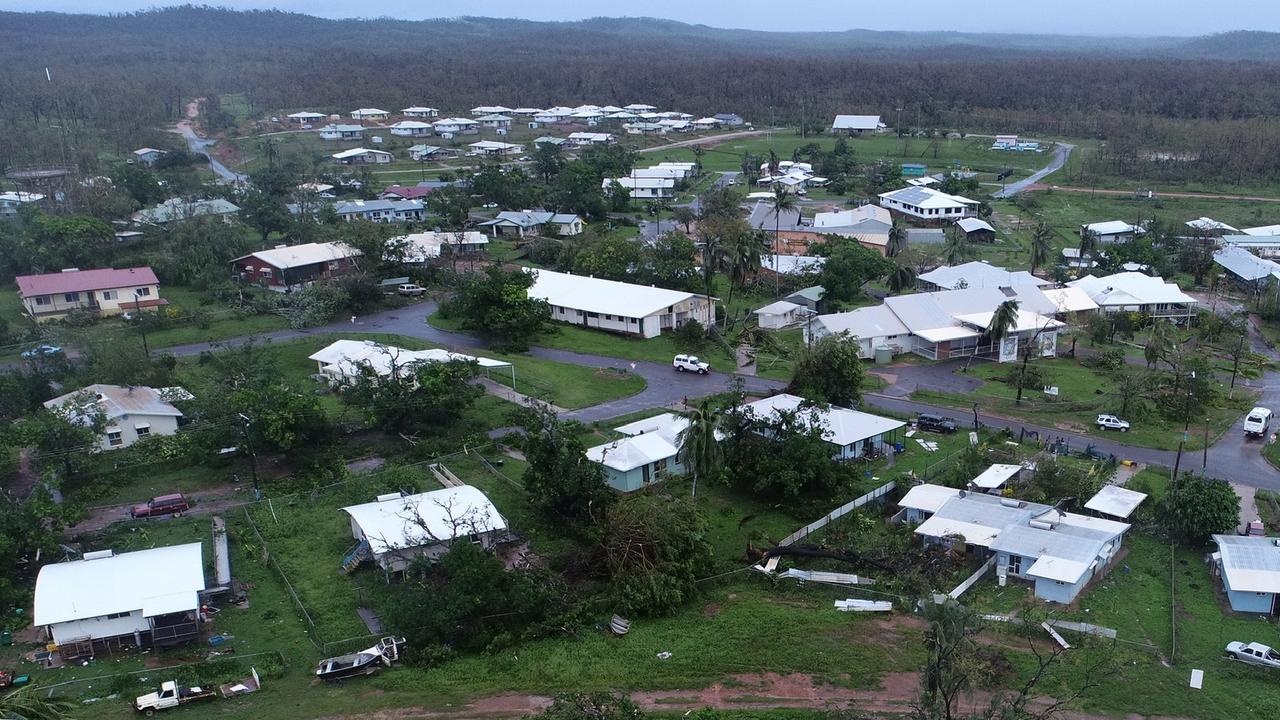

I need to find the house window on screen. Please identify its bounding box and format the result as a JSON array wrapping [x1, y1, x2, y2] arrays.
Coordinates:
[[64, 292, 80, 303], [260, 269, 273, 278], [105, 611, 130, 619], [34, 296, 50, 306], [102, 290, 118, 301], [135, 287, 151, 297], [328, 261, 341, 270], [107, 430, 123, 447], [135, 423, 151, 438]]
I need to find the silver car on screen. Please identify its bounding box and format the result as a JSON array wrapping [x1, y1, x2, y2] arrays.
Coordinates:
[[1226, 641, 1280, 669]]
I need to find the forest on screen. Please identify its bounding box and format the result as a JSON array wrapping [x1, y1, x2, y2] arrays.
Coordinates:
[[6, 7, 1280, 184]]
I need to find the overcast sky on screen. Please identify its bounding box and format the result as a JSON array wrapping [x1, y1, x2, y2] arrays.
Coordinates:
[[3, 0, 1272, 36]]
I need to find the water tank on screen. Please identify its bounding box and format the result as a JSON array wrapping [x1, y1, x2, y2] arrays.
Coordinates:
[[874, 346, 893, 365]]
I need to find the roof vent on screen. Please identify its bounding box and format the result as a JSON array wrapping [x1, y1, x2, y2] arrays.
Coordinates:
[[60, 268, 80, 273], [958, 489, 967, 498], [376, 492, 404, 503], [83, 549, 114, 561], [1000, 498, 1023, 508]]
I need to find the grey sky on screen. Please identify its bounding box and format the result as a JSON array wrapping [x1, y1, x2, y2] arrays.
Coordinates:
[[2, 0, 1272, 36]]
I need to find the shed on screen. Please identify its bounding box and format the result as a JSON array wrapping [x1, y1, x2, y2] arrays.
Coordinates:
[[342, 486, 507, 573], [1211, 535, 1280, 615], [1084, 485, 1148, 520], [754, 300, 812, 330], [956, 218, 996, 243]]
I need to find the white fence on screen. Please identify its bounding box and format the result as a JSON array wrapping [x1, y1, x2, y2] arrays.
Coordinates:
[[778, 480, 897, 548]]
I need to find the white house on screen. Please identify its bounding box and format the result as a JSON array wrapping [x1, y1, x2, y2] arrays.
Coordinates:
[[0, 191, 44, 216], [692, 117, 720, 130], [432, 117, 480, 135], [1214, 245, 1280, 288], [1067, 272, 1196, 320], [349, 108, 391, 121], [479, 211, 583, 237], [392, 231, 490, 262], [831, 114, 886, 135], [342, 486, 507, 574], [606, 176, 675, 199], [908, 483, 1130, 604], [389, 121, 434, 137], [898, 483, 962, 524], [332, 199, 425, 223], [807, 305, 912, 358], [567, 132, 614, 146], [624, 103, 657, 112], [401, 106, 439, 118], [1081, 221, 1139, 244], [132, 148, 166, 167], [470, 105, 513, 116], [477, 114, 513, 130], [44, 384, 187, 451], [1186, 217, 1238, 236], [526, 269, 716, 338], [308, 339, 509, 385], [468, 140, 524, 156], [318, 124, 364, 140], [753, 300, 814, 330], [132, 198, 240, 225], [287, 111, 326, 124], [879, 186, 979, 221], [917, 261, 1053, 291], [740, 393, 905, 460], [1211, 534, 1280, 615], [586, 413, 690, 492], [332, 147, 392, 165], [1083, 485, 1148, 520], [33, 543, 206, 651]]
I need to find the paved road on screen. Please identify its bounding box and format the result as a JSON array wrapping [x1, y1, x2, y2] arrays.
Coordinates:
[[171, 100, 247, 184], [992, 142, 1075, 199]]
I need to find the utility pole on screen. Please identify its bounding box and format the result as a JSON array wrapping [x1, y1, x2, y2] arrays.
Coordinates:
[[239, 413, 261, 498], [134, 289, 150, 357]]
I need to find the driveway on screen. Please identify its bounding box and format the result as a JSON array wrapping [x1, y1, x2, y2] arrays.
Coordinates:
[[991, 142, 1075, 198]]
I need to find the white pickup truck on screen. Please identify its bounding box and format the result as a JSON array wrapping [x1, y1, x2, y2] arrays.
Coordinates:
[[673, 354, 710, 375], [135, 680, 216, 715], [1244, 407, 1273, 437]]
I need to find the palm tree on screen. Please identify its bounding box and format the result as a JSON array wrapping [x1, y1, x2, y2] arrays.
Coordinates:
[[1078, 227, 1099, 267], [888, 265, 916, 294], [986, 299, 1021, 356], [698, 231, 725, 327], [769, 185, 796, 293], [0, 686, 72, 720], [767, 148, 780, 175], [678, 400, 723, 498], [1030, 220, 1054, 276], [886, 217, 908, 258], [943, 225, 968, 266], [1145, 320, 1171, 369], [723, 229, 762, 318]]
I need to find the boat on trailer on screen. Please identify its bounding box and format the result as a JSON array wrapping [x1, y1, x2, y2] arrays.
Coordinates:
[[315, 636, 405, 681]]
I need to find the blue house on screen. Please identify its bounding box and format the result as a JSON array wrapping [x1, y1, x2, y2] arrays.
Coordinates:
[[1213, 535, 1280, 615], [585, 413, 688, 493]]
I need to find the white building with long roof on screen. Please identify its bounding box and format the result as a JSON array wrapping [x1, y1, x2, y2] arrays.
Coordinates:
[[740, 393, 905, 460], [342, 486, 507, 574], [525, 269, 715, 338], [1067, 272, 1196, 320]]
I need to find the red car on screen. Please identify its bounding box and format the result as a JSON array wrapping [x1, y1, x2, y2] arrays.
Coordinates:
[[131, 493, 190, 519]]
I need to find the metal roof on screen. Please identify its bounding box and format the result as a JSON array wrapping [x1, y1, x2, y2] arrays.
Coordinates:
[[233, 241, 361, 270], [1084, 485, 1148, 519], [741, 393, 905, 447], [16, 266, 159, 298], [1215, 245, 1280, 282], [343, 486, 507, 557], [34, 543, 205, 626], [754, 300, 804, 317], [45, 384, 185, 421], [1081, 220, 1137, 236], [880, 186, 977, 209], [814, 305, 909, 340], [1213, 535, 1280, 594], [831, 114, 883, 130], [586, 433, 679, 472], [898, 483, 961, 514], [524, 268, 707, 319], [971, 464, 1022, 489], [957, 218, 995, 233], [918, 261, 1051, 290], [1068, 272, 1196, 307]]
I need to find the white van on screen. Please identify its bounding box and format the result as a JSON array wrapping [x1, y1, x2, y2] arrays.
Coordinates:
[[1244, 407, 1273, 437]]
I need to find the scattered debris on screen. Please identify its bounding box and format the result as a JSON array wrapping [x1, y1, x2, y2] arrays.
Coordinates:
[[780, 569, 874, 586], [1190, 669, 1204, 690], [219, 668, 261, 698], [656, 651, 672, 660], [834, 599, 892, 612], [1041, 622, 1071, 649], [915, 439, 939, 452], [609, 615, 631, 636]]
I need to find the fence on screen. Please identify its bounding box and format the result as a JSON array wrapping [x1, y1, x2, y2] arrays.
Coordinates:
[[778, 480, 897, 548], [38, 650, 284, 700], [242, 505, 323, 649]]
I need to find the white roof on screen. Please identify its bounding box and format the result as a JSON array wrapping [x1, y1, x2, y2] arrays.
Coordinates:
[[308, 339, 509, 379], [1243, 224, 1280, 236], [762, 254, 825, 275], [898, 483, 962, 514], [390, 121, 433, 130], [1082, 220, 1137, 236], [470, 105, 513, 114], [586, 433, 679, 472], [742, 393, 905, 447], [1024, 556, 1092, 584], [235, 241, 360, 270], [815, 305, 910, 340], [343, 486, 507, 557], [402, 106, 438, 112], [434, 117, 479, 126], [1040, 286, 1100, 313], [288, 111, 326, 118], [45, 384, 185, 422], [915, 326, 982, 343], [914, 516, 1002, 547], [1186, 217, 1238, 233], [971, 464, 1021, 489], [392, 231, 489, 262], [0, 191, 44, 203], [1215, 245, 1280, 282], [608, 177, 675, 190], [814, 205, 892, 227], [331, 147, 391, 160], [754, 300, 804, 317], [132, 147, 164, 156], [1068, 272, 1196, 307], [953, 310, 1064, 335], [34, 543, 205, 626], [880, 186, 978, 210], [832, 114, 883, 130], [351, 108, 390, 116], [468, 140, 522, 151], [525, 269, 706, 319], [614, 412, 690, 444], [956, 218, 995, 234], [918, 261, 1051, 290], [1084, 485, 1148, 519], [1213, 535, 1280, 594]]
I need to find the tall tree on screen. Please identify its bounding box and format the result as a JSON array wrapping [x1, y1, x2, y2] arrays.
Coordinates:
[[888, 265, 916, 294], [788, 331, 866, 407], [1030, 220, 1054, 276], [445, 266, 552, 351], [886, 216, 908, 258], [767, 185, 796, 291], [677, 400, 722, 498], [517, 402, 614, 525]]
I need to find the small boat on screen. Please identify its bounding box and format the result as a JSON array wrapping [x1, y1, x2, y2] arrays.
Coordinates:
[[315, 636, 405, 681]]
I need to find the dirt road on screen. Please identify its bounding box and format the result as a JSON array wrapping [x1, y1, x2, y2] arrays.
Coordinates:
[[1033, 184, 1280, 203], [638, 129, 769, 153], [64, 485, 250, 536]]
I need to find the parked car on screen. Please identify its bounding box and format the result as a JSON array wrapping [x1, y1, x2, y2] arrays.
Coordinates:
[[397, 283, 426, 297], [1244, 519, 1266, 537], [915, 413, 957, 434], [672, 354, 710, 374], [482, 202, 499, 208], [20, 344, 62, 360], [1244, 407, 1272, 437], [131, 493, 190, 519], [1226, 641, 1280, 668], [1096, 414, 1130, 432]]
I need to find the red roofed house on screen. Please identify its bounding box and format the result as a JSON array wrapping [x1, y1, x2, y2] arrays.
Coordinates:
[[379, 185, 433, 201], [15, 267, 164, 323]]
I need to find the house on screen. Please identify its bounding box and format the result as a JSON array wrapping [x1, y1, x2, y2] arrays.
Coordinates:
[[1081, 221, 1138, 244], [714, 113, 745, 126], [1186, 217, 1238, 236], [0, 191, 45, 216], [1040, 286, 1101, 320], [1061, 247, 1099, 270], [378, 185, 432, 201], [605, 177, 675, 199], [16, 266, 164, 322], [754, 300, 814, 330], [44, 384, 187, 450], [969, 464, 1024, 493], [469, 105, 513, 116], [333, 199, 425, 223], [468, 140, 524, 156], [479, 210, 583, 237], [408, 144, 448, 162], [908, 484, 1130, 604], [831, 114, 885, 135], [389, 121, 434, 137], [510, 107, 545, 117], [132, 198, 240, 225], [342, 486, 507, 574], [534, 108, 574, 124], [586, 413, 689, 492], [33, 543, 206, 653], [624, 103, 658, 112], [740, 393, 905, 460], [1214, 245, 1280, 289], [658, 119, 692, 132], [332, 148, 392, 165], [349, 108, 391, 121], [287, 111, 327, 124], [308, 339, 509, 385], [1083, 485, 1148, 520], [526, 269, 715, 339], [808, 205, 894, 254], [231, 242, 361, 291], [477, 114, 513, 130], [624, 122, 667, 136], [319, 124, 365, 140], [1211, 535, 1280, 614], [401, 106, 439, 118], [1068, 272, 1196, 321], [432, 117, 480, 136], [567, 132, 614, 146], [692, 118, 720, 130], [917, 261, 1053, 291], [1223, 233, 1280, 259], [570, 109, 604, 123], [298, 182, 336, 197], [785, 285, 826, 313], [131, 148, 166, 167], [391, 231, 490, 262], [533, 136, 567, 147], [956, 218, 996, 243], [879, 186, 978, 221], [898, 483, 962, 524], [806, 286, 1064, 362]]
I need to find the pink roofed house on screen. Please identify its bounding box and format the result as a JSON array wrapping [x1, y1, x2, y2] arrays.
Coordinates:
[[15, 266, 165, 323]]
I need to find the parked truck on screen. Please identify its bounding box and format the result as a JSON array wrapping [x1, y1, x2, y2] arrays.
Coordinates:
[[135, 680, 215, 715]]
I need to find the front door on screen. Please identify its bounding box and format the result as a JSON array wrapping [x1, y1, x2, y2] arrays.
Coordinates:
[[642, 464, 651, 484]]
